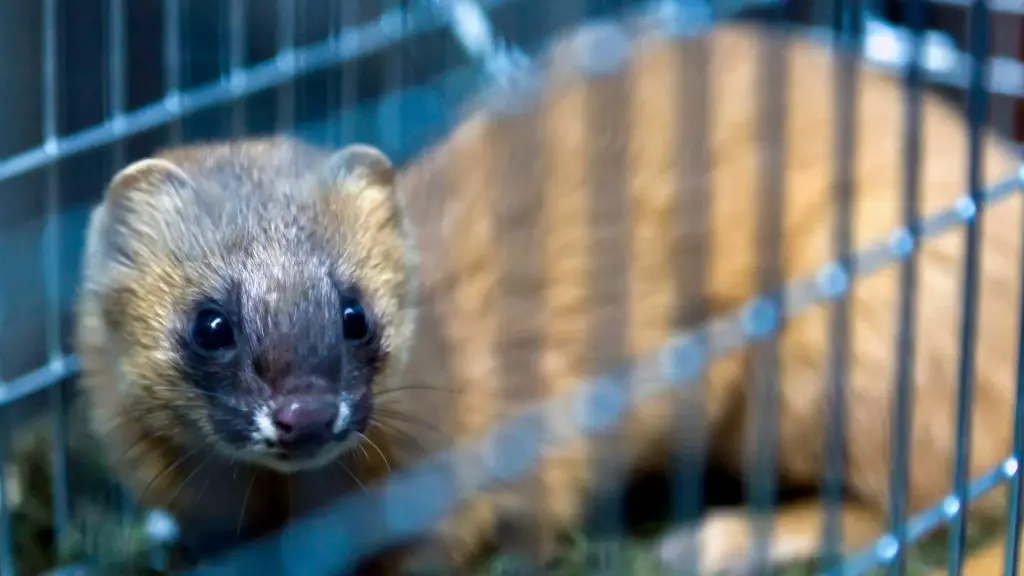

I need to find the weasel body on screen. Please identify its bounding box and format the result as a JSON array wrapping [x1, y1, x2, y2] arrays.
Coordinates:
[[76, 16, 1024, 574], [395, 17, 1024, 573]]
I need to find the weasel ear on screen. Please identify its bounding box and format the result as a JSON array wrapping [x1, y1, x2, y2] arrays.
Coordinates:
[[320, 143, 400, 227], [94, 157, 195, 267], [323, 143, 395, 191]]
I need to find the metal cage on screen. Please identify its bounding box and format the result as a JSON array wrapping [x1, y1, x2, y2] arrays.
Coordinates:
[[1, 0, 1023, 574]]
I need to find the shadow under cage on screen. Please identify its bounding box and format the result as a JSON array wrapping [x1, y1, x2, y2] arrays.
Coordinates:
[[0, 0, 1023, 574]]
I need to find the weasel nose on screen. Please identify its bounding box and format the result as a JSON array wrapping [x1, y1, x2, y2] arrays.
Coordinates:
[[272, 398, 339, 452]]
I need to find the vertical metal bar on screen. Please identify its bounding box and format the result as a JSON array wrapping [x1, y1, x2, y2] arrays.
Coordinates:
[[42, 2, 60, 356], [372, 0, 406, 548], [888, 0, 925, 574], [276, 0, 296, 132], [0, 274, 11, 574], [108, 0, 126, 166], [1015, 13, 1024, 143], [42, 0, 59, 146], [1001, 10, 1024, 576], [340, 0, 356, 146], [294, 0, 307, 138], [324, 0, 340, 148], [669, 8, 711, 573], [821, 0, 859, 570], [109, 0, 125, 118], [947, 1, 991, 573], [108, 0, 140, 551], [377, 0, 404, 155], [584, 22, 632, 569], [747, 14, 787, 574], [105, 8, 133, 551], [0, 218, 13, 575], [229, 0, 247, 136], [1007, 9, 1024, 571], [164, 0, 183, 143], [394, 1, 406, 155], [42, 0, 71, 555], [1007, 202, 1024, 573], [0, 406, 12, 576]]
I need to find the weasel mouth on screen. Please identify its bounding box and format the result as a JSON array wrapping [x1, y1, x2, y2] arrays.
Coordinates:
[[259, 431, 363, 468], [351, 409, 371, 436], [253, 443, 341, 471], [275, 442, 327, 461]]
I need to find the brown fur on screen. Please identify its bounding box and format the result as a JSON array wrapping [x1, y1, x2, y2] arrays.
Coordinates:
[[75, 15, 1024, 576], [389, 18, 1024, 575]]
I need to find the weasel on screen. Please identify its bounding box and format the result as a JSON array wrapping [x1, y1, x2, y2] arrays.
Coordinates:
[[75, 15, 1024, 576]]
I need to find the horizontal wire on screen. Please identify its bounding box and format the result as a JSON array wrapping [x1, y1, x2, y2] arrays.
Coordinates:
[[0, 356, 78, 406], [0, 0, 1017, 186], [921, 0, 1024, 13], [834, 460, 1016, 576], [0, 0, 512, 186]]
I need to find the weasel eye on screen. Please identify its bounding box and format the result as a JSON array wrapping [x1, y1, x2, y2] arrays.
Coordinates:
[[191, 307, 236, 353], [341, 299, 371, 345]]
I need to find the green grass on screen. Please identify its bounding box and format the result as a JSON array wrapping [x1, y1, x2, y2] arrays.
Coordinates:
[[475, 516, 1005, 575]]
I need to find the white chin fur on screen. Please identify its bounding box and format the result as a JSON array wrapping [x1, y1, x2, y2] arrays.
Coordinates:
[[235, 433, 362, 474]]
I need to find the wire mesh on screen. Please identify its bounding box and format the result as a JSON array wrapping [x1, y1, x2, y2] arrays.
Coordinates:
[[0, 0, 1022, 575]]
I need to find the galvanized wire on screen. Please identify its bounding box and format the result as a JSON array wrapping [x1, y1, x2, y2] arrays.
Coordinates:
[[0, 408, 13, 576], [748, 16, 787, 574], [41, 0, 71, 560], [821, 0, 860, 569], [668, 2, 712, 571], [2, 1, 1023, 575], [0, 0, 501, 188], [887, 0, 925, 573], [947, 1, 991, 573]]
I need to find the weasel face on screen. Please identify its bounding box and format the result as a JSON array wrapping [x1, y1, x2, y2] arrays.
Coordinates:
[[176, 264, 383, 472], [79, 138, 414, 475]]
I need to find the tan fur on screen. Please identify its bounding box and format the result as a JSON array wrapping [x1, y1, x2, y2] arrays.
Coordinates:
[[389, 19, 1024, 575], [659, 502, 885, 573], [75, 16, 1024, 576]]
